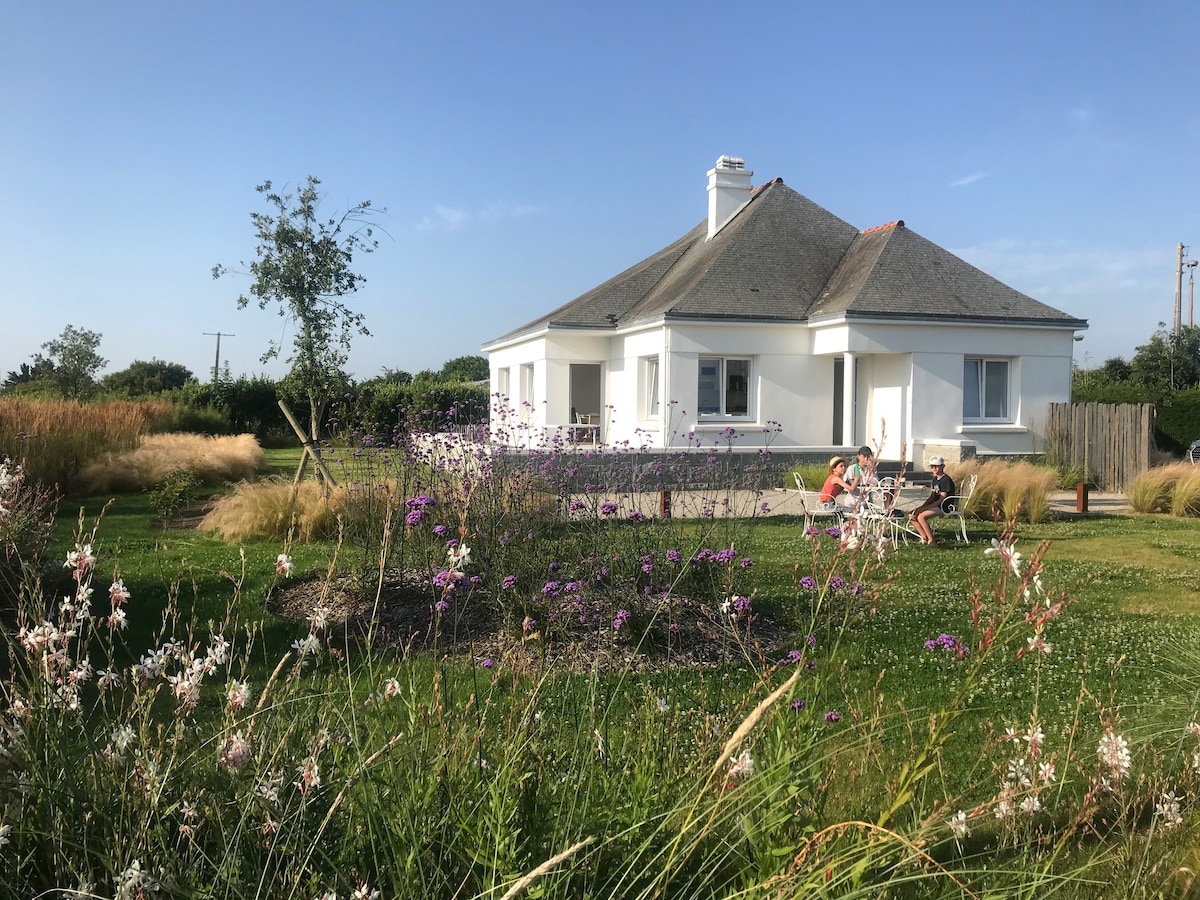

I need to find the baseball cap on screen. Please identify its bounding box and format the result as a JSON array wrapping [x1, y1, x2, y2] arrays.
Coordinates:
[[929, 456, 945, 467]]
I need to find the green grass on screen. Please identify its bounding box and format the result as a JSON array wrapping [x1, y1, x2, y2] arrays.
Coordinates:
[[14, 486, 1200, 897]]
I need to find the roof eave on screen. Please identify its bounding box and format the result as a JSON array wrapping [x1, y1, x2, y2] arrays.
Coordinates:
[[808, 311, 1089, 330]]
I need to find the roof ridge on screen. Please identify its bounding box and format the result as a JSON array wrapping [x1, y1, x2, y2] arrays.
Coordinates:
[[750, 177, 784, 195], [861, 219, 904, 235]]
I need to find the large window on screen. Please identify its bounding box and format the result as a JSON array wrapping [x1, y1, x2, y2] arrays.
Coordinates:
[[641, 355, 660, 419], [698, 357, 751, 417], [963, 358, 1009, 421]]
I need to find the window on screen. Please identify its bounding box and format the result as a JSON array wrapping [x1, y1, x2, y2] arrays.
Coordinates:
[[641, 356, 660, 419], [698, 357, 751, 417], [497, 367, 510, 400], [520, 364, 535, 421], [963, 358, 1009, 420]]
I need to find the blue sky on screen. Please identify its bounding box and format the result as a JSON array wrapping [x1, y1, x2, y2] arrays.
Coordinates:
[[3, 1, 1198, 383]]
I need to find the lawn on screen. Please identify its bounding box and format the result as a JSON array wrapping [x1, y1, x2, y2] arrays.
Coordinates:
[[9, 467, 1200, 898]]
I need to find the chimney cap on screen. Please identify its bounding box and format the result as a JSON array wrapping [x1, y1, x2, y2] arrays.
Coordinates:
[[714, 155, 745, 170]]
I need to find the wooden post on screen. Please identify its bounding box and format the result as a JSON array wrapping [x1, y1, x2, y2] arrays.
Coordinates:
[[278, 399, 337, 486], [659, 490, 672, 520]]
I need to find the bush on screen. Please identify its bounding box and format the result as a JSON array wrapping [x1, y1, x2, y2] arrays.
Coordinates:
[[147, 468, 201, 527]]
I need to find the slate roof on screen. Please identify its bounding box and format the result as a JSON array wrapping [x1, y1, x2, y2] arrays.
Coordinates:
[[486, 179, 1086, 345]]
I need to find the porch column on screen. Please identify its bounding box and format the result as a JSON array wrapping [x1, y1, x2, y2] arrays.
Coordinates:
[[841, 352, 855, 447]]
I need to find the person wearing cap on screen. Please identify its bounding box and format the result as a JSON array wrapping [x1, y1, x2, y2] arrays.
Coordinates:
[[909, 456, 955, 545], [818, 456, 855, 506], [846, 446, 878, 506]]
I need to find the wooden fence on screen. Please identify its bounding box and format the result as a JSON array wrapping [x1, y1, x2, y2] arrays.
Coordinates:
[[1045, 402, 1155, 490]]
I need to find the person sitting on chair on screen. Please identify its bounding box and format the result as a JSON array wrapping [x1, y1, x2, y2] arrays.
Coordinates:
[[909, 456, 955, 546], [845, 445, 878, 509], [819, 456, 855, 507]]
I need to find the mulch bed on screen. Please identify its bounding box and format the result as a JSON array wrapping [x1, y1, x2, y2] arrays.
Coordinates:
[[268, 571, 796, 674]]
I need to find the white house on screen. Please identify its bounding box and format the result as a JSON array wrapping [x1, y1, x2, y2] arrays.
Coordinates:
[[482, 156, 1087, 463]]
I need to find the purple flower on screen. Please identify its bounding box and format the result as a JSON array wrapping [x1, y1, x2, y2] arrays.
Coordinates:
[[613, 609, 631, 631], [739, 557, 754, 569], [829, 576, 847, 591], [564, 581, 582, 593], [433, 524, 448, 537], [628, 511, 645, 522], [669, 622, 680, 632], [600, 501, 618, 516], [433, 570, 461, 589], [790, 698, 807, 710], [469, 575, 482, 585], [405, 495, 435, 509], [641, 563, 654, 574], [541, 581, 561, 598], [799, 576, 816, 590], [434, 599, 450, 613], [569, 500, 585, 512], [824, 711, 841, 723], [480, 657, 495, 669], [666, 549, 682, 563], [405, 509, 426, 526], [805, 526, 820, 537], [502, 575, 517, 590], [806, 634, 817, 647], [549, 561, 561, 573], [823, 527, 842, 538], [734, 596, 752, 613], [760, 502, 771, 514]]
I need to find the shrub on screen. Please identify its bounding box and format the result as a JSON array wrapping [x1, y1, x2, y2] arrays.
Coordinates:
[[0, 458, 59, 610], [73, 433, 266, 496], [147, 468, 202, 527]]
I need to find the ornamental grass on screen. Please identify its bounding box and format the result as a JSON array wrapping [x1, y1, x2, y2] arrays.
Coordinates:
[[73, 432, 266, 496], [0, 397, 174, 488], [949, 458, 1059, 523], [1127, 462, 1197, 515]]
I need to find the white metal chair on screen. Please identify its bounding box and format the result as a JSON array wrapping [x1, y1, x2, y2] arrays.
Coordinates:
[[939, 473, 978, 543], [793, 473, 844, 526]]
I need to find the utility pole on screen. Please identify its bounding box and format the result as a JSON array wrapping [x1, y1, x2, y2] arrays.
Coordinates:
[[1175, 243, 1184, 335], [203, 332, 235, 383]]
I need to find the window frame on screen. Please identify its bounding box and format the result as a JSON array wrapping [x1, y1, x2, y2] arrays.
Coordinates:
[[963, 357, 1011, 422], [641, 355, 661, 420], [697, 356, 753, 419]]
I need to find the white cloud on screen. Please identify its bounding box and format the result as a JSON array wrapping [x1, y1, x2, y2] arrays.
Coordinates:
[[948, 170, 993, 188], [418, 201, 543, 232]]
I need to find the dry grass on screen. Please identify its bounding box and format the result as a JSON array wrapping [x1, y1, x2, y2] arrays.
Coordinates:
[[200, 478, 350, 541], [74, 433, 266, 495], [1125, 462, 1200, 516], [948, 459, 1060, 524], [0, 397, 174, 488]]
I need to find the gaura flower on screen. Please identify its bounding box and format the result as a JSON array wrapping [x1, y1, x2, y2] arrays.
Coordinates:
[[275, 553, 294, 577]]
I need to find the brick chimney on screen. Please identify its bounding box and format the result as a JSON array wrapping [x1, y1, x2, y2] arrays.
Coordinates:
[[707, 155, 753, 239]]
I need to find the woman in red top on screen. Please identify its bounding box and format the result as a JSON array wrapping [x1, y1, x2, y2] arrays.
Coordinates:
[[819, 456, 854, 504]]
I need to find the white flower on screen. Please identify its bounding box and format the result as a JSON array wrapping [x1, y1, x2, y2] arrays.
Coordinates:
[[112, 724, 136, 753], [994, 797, 1014, 820], [64, 543, 96, 572], [0, 822, 11, 847], [1026, 634, 1052, 656], [728, 748, 756, 781], [447, 542, 472, 571], [1098, 729, 1131, 783], [1038, 761, 1056, 784], [306, 605, 331, 631], [1019, 795, 1042, 815], [296, 755, 321, 793], [1155, 791, 1183, 828], [985, 538, 1023, 576], [1024, 725, 1045, 756], [227, 680, 252, 711], [947, 810, 969, 838], [657, 697, 670, 714], [351, 884, 381, 900], [109, 580, 131, 604], [107, 607, 128, 631], [219, 731, 253, 770], [275, 553, 294, 576], [291, 634, 322, 658], [383, 678, 401, 700]]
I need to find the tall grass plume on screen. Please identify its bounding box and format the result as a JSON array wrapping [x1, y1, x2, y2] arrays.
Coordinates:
[[74, 432, 266, 495]]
